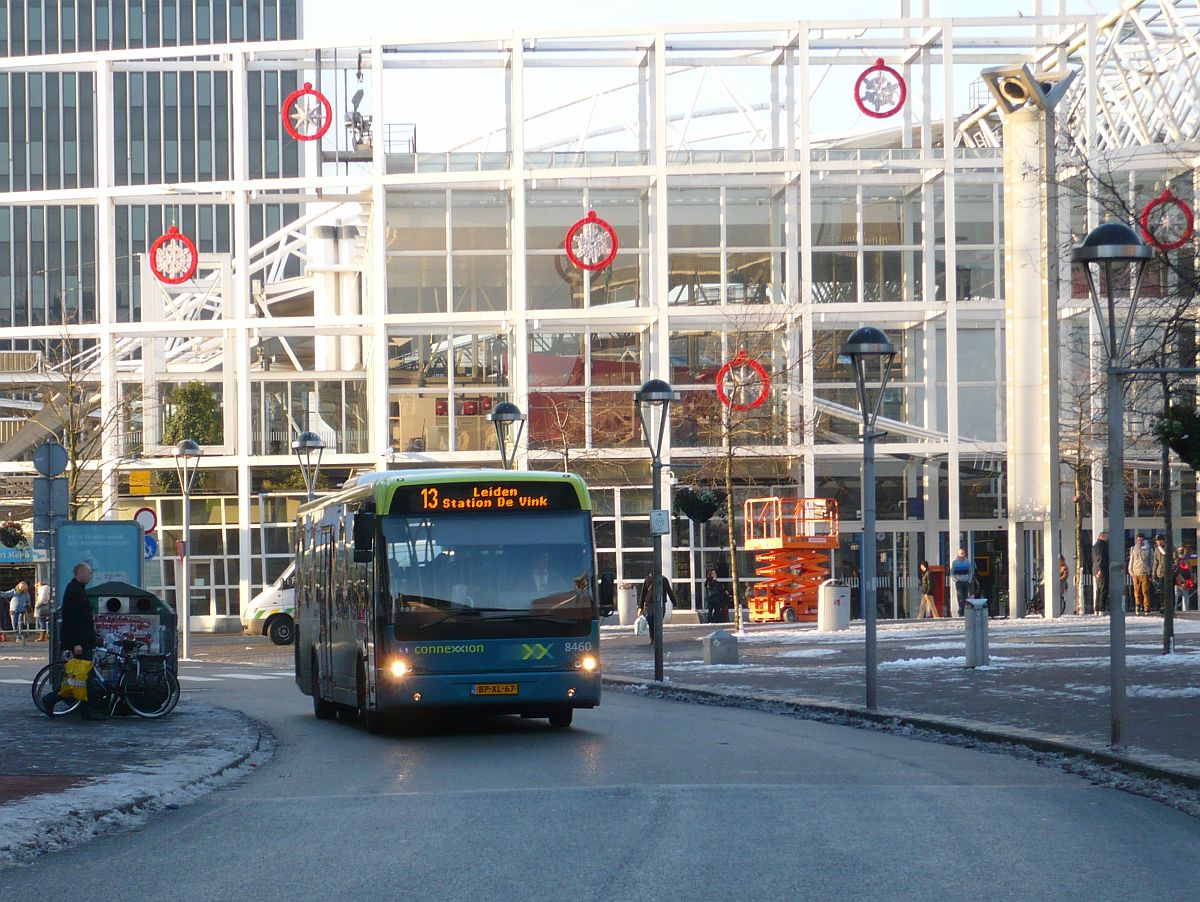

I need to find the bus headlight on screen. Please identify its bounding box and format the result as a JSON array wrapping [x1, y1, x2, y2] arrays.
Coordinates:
[[389, 659, 410, 678], [581, 655, 598, 672]]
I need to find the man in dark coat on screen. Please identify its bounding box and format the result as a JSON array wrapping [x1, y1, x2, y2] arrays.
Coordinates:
[[60, 562, 97, 656], [43, 562, 103, 719], [638, 573, 676, 644], [1092, 532, 1109, 615]]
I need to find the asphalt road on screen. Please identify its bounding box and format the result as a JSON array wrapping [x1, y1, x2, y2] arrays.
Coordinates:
[[3, 639, 1200, 900]]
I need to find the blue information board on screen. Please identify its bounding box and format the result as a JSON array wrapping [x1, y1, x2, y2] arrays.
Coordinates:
[[56, 521, 144, 595]]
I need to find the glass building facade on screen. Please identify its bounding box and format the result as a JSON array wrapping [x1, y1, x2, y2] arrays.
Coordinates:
[[1, 6, 1198, 627]]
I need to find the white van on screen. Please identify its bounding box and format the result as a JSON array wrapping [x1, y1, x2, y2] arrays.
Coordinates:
[[242, 562, 296, 645]]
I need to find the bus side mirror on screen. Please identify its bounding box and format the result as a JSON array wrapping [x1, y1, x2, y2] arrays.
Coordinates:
[[598, 573, 616, 617], [353, 512, 375, 563]]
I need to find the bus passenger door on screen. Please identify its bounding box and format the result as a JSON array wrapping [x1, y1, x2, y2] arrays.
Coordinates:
[[319, 525, 334, 690]]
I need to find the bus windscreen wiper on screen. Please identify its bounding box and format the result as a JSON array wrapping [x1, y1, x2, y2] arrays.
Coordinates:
[[480, 612, 579, 625], [415, 608, 484, 630]]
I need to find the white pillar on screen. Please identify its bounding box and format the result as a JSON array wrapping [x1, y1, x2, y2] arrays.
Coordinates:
[[370, 41, 390, 468], [508, 36, 530, 469], [311, 224, 340, 373], [339, 225, 363, 370], [1002, 105, 1062, 619], [96, 59, 120, 518], [232, 49, 253, 627]]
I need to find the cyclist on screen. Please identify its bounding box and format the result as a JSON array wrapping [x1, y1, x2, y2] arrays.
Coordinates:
[[41, 563, 105, 720]]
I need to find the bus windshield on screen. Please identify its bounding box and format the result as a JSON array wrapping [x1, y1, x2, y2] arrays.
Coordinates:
[[381, 511, 594, 633]]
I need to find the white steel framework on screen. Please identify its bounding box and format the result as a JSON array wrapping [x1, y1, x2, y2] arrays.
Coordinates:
[[2, 4, 1199, 624]]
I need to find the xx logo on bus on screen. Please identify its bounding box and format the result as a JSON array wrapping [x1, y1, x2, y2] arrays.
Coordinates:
[[521, 643, 552, 661]]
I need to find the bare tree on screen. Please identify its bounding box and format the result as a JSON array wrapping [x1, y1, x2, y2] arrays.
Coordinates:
[[674, 309, 807, 630], [7, 321, 123, 518], [1059, 137, 1200, 652]]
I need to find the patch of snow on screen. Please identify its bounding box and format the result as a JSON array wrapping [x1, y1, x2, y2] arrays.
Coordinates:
[[880, 656, 968, 669], [1128, 685, 1200, 699], [0, 707, 272, 868], [776, 648, 840, 659]]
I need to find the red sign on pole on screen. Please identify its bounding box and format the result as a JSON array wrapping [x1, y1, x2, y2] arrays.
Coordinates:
[[176, 540, 187, 562]]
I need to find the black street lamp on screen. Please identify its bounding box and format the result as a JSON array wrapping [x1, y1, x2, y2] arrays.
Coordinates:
[[488, 402, 527, 470], [839, 326, 897, 711], [173, 439, 202, 662], [1072, 222, 1153, 747], [635, 378, 679, 683], [292, 431, 326, 501]]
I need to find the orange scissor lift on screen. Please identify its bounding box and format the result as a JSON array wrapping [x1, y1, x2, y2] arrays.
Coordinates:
[[744, 497, 839, 623]]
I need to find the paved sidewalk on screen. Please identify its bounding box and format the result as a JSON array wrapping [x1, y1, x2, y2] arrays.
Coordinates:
[[600, 613, 1200, 779], [0, 676, 270, 867]]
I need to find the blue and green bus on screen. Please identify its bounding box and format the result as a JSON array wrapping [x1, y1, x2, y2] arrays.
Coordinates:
[[294, 469, 614, 730]]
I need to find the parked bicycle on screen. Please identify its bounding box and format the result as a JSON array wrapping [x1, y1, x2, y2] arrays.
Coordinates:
[[32, 639, 180, 719]]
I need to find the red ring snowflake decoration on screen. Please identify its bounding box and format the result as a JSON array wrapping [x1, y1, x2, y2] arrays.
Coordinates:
[[282, 81, 333, 142], [716, 350, 771, 411], [854, 58, 907, 119], [148, 226, 198, 284], [1140, 189, 1194, 251], [564, 211, 618, 271]]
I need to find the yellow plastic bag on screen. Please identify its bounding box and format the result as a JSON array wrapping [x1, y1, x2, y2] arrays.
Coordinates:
[[61, 658, 93, 702]]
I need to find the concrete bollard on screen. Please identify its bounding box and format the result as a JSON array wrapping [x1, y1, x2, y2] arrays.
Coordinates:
[[964, 598, 989, 667], [702, 629, 738, 665]]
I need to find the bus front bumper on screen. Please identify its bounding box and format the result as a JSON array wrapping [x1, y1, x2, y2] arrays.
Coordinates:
[[376, 669, 601, 712]]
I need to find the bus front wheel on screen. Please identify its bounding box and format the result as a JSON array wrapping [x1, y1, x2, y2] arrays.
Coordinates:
[[311, 652, 337, 720], [548, 708, 573, 729]]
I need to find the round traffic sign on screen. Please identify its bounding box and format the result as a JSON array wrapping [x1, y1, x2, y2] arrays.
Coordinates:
[[33, 441, 68, 477], [144, 534, 159, 561], [134, 507, 158, 534]]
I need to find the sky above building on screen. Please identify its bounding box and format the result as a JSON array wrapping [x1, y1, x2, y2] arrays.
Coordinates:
[[303, 0, 1107, 151], [307, 0, 1106, 37]]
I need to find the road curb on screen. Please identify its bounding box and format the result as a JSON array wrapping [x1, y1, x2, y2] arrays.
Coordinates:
[[602, 674, 1200, 791], [0, 705, 274, 868]]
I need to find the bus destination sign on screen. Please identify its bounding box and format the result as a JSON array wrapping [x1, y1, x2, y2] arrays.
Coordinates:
[[391, 482, 581, 515]]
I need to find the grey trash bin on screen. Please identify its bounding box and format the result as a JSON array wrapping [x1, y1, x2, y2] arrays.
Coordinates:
[[817, 579, 851, 632], [964, 598, 989, 667], [702, 629, 738, 665]]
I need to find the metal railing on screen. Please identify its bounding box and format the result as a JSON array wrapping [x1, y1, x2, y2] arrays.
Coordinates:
[[0, 350, 43, 373], [744, 496, 839, 551]]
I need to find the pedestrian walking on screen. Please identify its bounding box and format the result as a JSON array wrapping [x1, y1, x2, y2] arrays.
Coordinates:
[[949, 548, 975, 616], [1092, 531, 1109, 614], [1152, 535, 1169, 612], [638, 573, 676, 643], [1, 581, 31, 641], [703, 569, 731, 624], [1128, 534, 1153, 615], [1175, 548, 1194, 612], [34, 579, 52, 641], [918, 560, 939, 618], [0, 581, 10, 636], [1058, 554, 1069, 616]]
